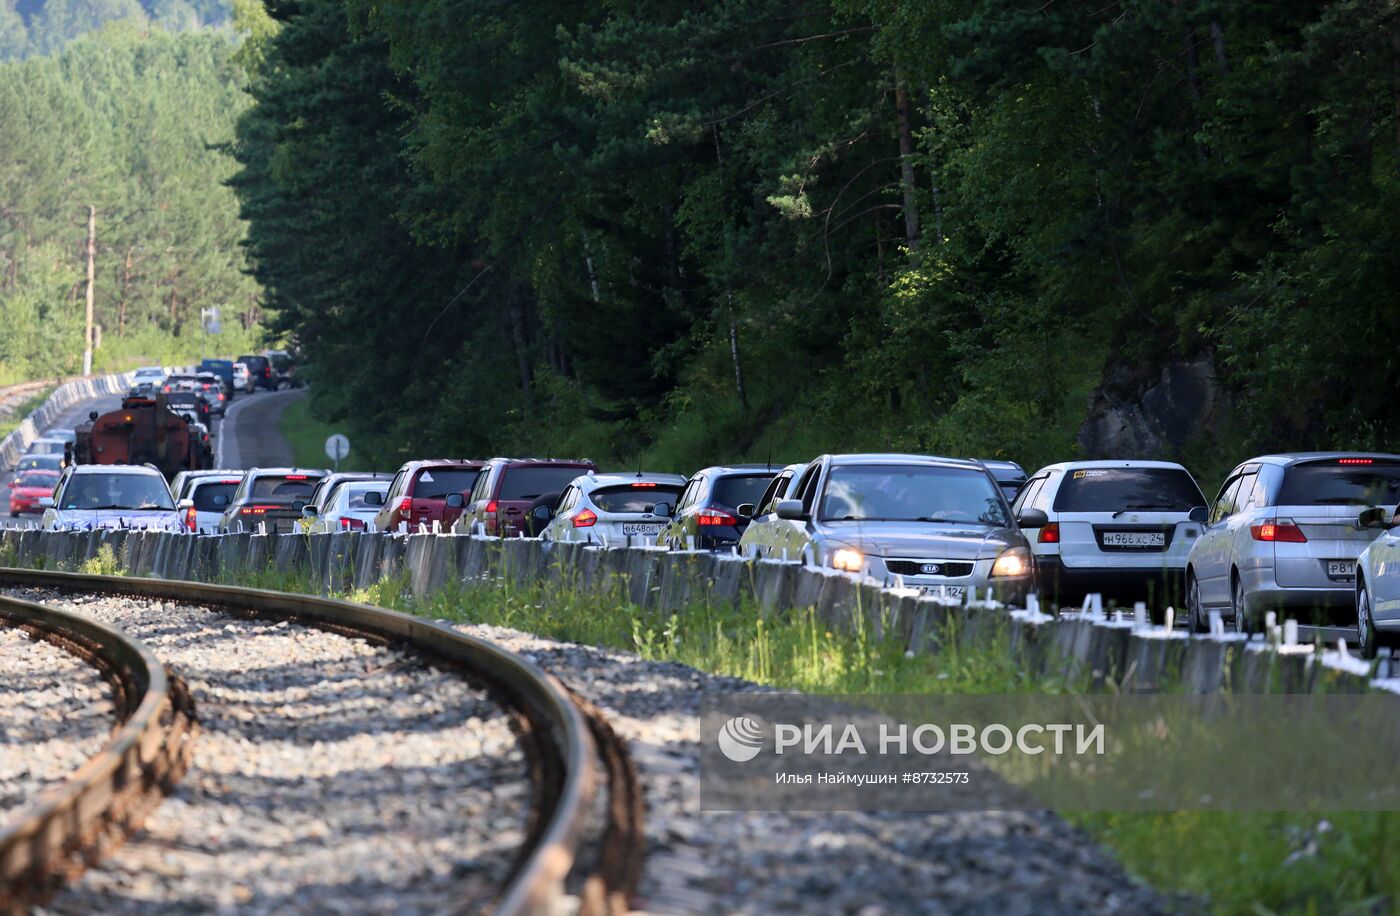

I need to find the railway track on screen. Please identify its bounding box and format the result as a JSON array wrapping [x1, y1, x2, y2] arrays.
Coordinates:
[[0, 570, 643, 915]]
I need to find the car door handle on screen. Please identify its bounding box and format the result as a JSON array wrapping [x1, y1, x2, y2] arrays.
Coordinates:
[[505, 508, 522, 515]]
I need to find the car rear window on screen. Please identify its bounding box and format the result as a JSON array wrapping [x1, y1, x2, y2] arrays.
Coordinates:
[[192, 482, 237, 512], [710, 474, 774, 509], [498, 466, 592, 500], [592, 484, 683, 514], [251, 475, 322, 499], [1053, 468, 1205, 513], [410, 467, 480, 499], [1277, 461, 1400, 507], [17, 473, 56, 488]]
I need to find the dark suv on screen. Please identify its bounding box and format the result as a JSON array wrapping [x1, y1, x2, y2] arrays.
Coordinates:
[[237, 354, 275, 391], [373, 460, 485, 533], [219, 467, 328, 533], [656, 465, 778, 550], [459, 458, 598, 537]]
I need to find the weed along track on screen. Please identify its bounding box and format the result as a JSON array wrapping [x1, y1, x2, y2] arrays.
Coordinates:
[[0, 570, 643, 915]]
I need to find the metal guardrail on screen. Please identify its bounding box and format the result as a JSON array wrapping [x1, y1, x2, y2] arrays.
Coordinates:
[[0, 568, 603, 916]]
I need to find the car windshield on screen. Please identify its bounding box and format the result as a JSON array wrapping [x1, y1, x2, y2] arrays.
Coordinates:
[[19, 455, 61, 472], [711, 474, 774, 510], [1053, 468, 1205, 513], [411, 467, 480, 499], [192, 482, 238, 512], [499, 466, 591, 500], [1277, 462, 1400, 507], [818, 464, 1011, 526], [62, 474, 174, 511], [592, 484, 683, 514], [251, 475, 321, 499], [28, 441, 64, 455], [18, 473, 57, 489]]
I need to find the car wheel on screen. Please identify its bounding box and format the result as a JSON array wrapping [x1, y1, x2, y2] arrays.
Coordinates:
[[8, 511, 16, 519], [1230, 574, 1255, 635], [1357, 587, 1379, 660], [1186, 573, 1207, 633]]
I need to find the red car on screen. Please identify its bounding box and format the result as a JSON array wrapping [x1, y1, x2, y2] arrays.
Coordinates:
[[373, 460, 486, 533], [459, 458, 599, 537], [9, 470, 59, 517]]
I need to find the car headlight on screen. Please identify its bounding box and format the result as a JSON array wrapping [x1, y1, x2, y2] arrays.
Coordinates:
[[830, 547, 864, 572], [990, 546, 1032, 578]]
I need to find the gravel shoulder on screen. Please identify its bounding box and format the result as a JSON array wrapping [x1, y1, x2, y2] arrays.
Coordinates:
[[454, 622, 1166, 916], [6, 588, 531, 915], [0, 624, 116, 816]]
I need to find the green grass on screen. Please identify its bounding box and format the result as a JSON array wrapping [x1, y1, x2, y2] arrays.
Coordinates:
[[278, 395, 377, 472]]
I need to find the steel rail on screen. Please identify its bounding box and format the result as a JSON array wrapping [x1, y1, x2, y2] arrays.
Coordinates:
[[0, 588, 192, 912], [0, 567, 602, 916]]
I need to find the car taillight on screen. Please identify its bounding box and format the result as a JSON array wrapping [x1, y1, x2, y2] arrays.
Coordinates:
[[573, 508, 598, 528], [485, 499, 498, 515], [696, 509, 738, 527], [399, 497, 412, 518], [1038, 522, 1060, 544], [239, 504, 279, 515], [1338, 458, 1373, 465], [264, 367, 271, 377], [185, 506, 197, 532], [217, 393, 225, 401], [340, 517, 366, 531], [1251, 518, 1307, 542], [632, 482, 657, 488]]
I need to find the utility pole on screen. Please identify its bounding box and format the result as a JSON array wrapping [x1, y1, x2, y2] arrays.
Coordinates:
[[83, 205, 95, 376]]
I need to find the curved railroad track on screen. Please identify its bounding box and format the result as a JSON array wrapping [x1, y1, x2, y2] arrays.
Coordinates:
[[0, 586, 194, 912], [0, 569, 643, 915]]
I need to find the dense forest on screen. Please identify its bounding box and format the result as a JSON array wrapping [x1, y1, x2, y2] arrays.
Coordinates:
[[0, 0, 231, 58], [232, 1, 1400, 478], [0, 19, 259, 382]]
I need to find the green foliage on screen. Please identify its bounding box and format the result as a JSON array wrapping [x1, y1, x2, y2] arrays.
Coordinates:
[[0, 0, 232, 59], [0, 24, 261, 382]]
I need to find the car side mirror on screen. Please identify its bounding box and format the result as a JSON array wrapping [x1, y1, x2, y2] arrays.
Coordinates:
[[38, 497, 54, 508], [736, 503, 756, 519], [532, 505, 553, 522], [776, 499, 805, 521], [1188, 505, 1209, 525], [1016, 508, 1049, 529], [1359, 506, 1387, 529], [444, 493, 464, 509], [651, 502, 672, 519], [301, 504, 319, 518], [177, 499, 194, 510], [363, 491, 384, 507]]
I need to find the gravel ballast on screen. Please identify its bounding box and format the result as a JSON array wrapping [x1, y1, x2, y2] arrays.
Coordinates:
[[454, 622, 1167, 915], [0, 623, 116, 816], [5, 588, 530, 915]]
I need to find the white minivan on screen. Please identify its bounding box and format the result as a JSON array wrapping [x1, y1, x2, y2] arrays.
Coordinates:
[[1014, 460, 1208, 614]]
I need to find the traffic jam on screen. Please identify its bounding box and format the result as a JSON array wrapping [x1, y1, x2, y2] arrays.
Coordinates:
[[16, 360, 1400, 658]]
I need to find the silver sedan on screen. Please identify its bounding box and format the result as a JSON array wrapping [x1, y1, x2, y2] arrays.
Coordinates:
[[739, 453, 1034, 604]]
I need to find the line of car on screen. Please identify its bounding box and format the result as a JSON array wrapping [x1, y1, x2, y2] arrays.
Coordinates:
[[26, 443, 1400, 658]]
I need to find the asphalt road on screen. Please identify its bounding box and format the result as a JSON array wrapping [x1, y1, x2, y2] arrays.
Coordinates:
[[216, 388, 305, 470]]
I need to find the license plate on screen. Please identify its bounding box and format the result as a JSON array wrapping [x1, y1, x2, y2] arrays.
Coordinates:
[[622, 523, 663, 536], [1102, 531, 1165, 548], [919, 586, 966, 600], [1327, 560, 1357, 578]]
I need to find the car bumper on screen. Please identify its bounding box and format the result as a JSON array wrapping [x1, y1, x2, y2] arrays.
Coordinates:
[[1035, 558, 1186, 607], [1240, 568, 1356, 624]]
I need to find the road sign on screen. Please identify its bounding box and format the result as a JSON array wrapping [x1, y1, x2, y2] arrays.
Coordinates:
[[325, 433, 350, 469], [201, 306, 221, 336]]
